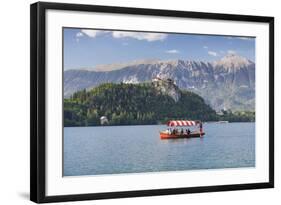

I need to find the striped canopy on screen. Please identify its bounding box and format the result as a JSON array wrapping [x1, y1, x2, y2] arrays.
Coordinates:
[[167, 120, 198, 127]]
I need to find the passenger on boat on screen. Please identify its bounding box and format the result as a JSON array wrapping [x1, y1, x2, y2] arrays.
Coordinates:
[[181, 128, 184, 134], [187, 129, 191, 135], [168, 128, 171, 134], [199, 123, 203, 133]]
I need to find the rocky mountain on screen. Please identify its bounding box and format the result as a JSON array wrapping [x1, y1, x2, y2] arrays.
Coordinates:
[[152, 78, 181, 102], [64, 54, 255, 111]]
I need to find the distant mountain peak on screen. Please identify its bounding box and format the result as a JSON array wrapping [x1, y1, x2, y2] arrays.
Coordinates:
[[213, 54, 253, 70]]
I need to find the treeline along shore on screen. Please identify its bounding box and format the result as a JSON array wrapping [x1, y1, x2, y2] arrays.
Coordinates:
[[64, 82, 255, 127]]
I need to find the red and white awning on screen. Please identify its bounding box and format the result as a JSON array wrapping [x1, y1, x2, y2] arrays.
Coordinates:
[[167, 120, 198, 127]]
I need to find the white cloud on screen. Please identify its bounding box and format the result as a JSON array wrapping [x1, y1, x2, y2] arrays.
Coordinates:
[[208, 51, 218, 56], [227, 50, 236, 55], [76, 32, 84, 37], [165, 49, 180, 54], [78, 29, 167, 42], [75, 32, 85, 42], [238, 37, 253, 40], [225, 36, 253, 41], [203, 46, 208, 49], [81, 29, 110, 38], [112, 31, 167, 41]]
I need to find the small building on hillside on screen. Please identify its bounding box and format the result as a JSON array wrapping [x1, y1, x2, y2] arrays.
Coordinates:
[[100, 116, 109, 125], [152, 77, 162, 82], [152, 76, 176, 86]]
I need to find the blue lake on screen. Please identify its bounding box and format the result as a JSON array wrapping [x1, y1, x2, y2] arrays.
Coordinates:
[[64, 122, 255, 176]]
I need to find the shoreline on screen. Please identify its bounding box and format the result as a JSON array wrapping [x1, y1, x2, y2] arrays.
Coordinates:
[[64, 121, 255, 128]]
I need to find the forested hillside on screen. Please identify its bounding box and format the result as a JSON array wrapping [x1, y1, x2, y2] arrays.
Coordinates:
[[64, 82, 218, 126]]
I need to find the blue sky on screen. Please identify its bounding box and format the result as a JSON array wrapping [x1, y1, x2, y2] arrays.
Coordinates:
[[64, 28, 255, 70]]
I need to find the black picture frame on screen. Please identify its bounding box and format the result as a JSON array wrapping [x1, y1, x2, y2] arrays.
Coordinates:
[[30, 1, 274, 203]]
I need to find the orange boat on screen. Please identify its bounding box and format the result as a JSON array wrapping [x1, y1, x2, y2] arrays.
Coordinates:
[[160, 120, 205, 139]]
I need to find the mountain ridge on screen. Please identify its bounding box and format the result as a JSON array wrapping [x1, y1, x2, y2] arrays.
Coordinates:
[[64, 54, 255, 111], [67, 54, 253, 72]]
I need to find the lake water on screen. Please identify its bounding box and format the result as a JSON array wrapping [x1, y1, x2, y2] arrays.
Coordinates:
[[64, 122, 255, 176]]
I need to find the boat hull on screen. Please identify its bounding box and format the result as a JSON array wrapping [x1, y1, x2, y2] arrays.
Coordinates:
[[160, 132, 205, 139]]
